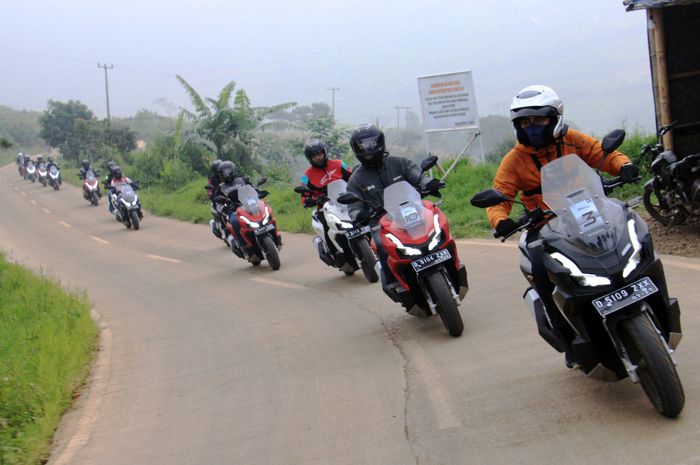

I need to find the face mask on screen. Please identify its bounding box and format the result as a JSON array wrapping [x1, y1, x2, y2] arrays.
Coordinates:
[[523, 125, 549, 147]]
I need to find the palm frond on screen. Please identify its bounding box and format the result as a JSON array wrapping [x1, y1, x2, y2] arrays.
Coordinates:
[[176, 75, 211, 117], [217, 81, 237, 110]]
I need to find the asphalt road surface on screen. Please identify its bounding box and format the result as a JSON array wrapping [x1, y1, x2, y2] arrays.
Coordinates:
[[1, 164, 700, 465]]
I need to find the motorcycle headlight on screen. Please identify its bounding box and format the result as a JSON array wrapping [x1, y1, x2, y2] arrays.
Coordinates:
[[262, 206, 270, 225], [622, 219, 642, 278], [386, 233, 422, 256], [241, 216, 260, 228], [327, 212, 354, 230], [120, 198, 132, 207], [428, 213, 442, 251], [550, 252, 611, 287]]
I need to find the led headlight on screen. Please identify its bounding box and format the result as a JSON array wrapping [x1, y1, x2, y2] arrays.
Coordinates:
[[327, 212, 354, 229], [241, 216, 260, 228], [262, 206, 271, 225], [386, 233, 422, 256], [622, 219, 642, 278], [428, 213, 442, 251], [550, 252, 611, 287]]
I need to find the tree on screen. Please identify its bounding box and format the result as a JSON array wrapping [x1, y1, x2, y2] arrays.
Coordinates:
[[1, 136, 12, 149], [39, 100, 95, 161]]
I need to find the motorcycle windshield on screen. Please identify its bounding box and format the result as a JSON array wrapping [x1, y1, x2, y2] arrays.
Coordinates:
[[383, 181, 430, 239], [118, 184, 137, 203], [238, 185, 262, 215], [326, 179, 349, 213], [38, 163, 46, 170], [86, 171, 96, 181], [27, 163, 35, 171], [541, 155, 625, 255], [49, 166, 58, 175]]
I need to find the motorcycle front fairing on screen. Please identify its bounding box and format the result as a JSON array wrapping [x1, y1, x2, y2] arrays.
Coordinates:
[[236, 185, 280, 248], [530, 155, 681, 378]]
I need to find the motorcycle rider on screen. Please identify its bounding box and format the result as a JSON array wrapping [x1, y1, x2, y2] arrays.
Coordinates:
[[346, 124, 443, 291], [78, 158, 102, 198], [486, 84, 640, 367], [46, 156, 62, 185], [298, 139, 352, 261], [213, 161, 251, 256], [108, 165, 140, 218], [104, 161, 118, 212]]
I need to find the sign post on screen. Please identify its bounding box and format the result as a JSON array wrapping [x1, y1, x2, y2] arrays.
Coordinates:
[[417, 70, 483, 179]]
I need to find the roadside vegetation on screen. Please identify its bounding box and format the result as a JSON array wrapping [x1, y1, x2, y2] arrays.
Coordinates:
[[0, 254, 98, 465]]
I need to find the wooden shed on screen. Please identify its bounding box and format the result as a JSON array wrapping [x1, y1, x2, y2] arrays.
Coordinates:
[[625, 0, 700, 154]]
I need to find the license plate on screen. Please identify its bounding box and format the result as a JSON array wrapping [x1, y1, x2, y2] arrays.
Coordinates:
[[411, 248, 451, 273], [254, 223, 275, 235], [345, 225, 370, 239], [592, 277, 659, 317]]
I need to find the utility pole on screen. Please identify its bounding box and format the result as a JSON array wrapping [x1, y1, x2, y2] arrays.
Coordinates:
[[394, 105, 411, 128], [327, 87, 340, 120], [97, 63, 114, 123]]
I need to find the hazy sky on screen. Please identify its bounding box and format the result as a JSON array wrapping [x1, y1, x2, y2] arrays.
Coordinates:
[[1, 0, 655, 135]]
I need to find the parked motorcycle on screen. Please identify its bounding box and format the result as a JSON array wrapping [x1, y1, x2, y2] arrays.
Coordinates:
[[82, 170, 101, 206], [48, 165, 61, 191], [26, 161, 36, 183], [110, 181, 143, 230], [37, 162, 48, 186], [219, 179, 282, 270], [470, 130, 684, 417], [641, 121, 700, 227], [338, 156, 468, 337], [294, 179, 379, 282]]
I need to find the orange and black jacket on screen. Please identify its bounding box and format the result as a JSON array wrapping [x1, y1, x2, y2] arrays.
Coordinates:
[[486, 128, 632, 228]]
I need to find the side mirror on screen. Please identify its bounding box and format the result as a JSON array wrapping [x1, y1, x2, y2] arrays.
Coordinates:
[[204, 184, 214, 190], [469, 188, 510, 208], [258, 190, 270, 199], [294, 185, 310, 194], [420, 155, 439, 172], [257, 177, 267, 186], [337, 192, 361, 205], [601, 129, 626, 154]]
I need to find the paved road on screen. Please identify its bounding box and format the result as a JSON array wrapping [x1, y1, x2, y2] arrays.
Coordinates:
[[1, 164, 700, 465]]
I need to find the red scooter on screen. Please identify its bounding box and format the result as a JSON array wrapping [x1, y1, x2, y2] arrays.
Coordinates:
[[339, 156, 468, 337], [82, 170, 101, 206]]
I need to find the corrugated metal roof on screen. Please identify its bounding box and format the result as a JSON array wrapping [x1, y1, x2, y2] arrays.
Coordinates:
[[624, 0, 700, 10]]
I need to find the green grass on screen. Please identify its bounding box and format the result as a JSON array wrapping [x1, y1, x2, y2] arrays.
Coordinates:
[[0, 254, 98, 465]]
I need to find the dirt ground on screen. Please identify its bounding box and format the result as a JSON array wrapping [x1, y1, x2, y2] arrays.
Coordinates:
[[641, 212, 700, 259]]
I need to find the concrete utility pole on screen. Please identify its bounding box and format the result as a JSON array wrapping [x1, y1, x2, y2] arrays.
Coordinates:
[[395, 105, 411, 128], [97, 63, 114, 123], [327, 87, 340, 120]]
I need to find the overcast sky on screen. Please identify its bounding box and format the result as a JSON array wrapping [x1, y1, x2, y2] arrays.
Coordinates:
[[1, 0, 655, 135]]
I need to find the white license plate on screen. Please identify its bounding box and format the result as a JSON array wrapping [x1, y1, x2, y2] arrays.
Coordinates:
[[411, 248, 451, 273], [254, 223, 275, 235], [592, 277, 659, 317], [345, 225, 370, 239]]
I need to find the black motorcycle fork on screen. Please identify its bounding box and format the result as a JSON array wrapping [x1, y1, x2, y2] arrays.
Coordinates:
[[415, 266, 460, 316]]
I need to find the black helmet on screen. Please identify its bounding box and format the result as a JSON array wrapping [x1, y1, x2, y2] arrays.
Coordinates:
[[82, 159, 90, 169], [210, 159, 223, 176], [48, 156, 54, 163], [218, 161, 238, 183], [37, 155, 43, 162], [107, 160, 116, 172], [350, 124, 386, 167], [112, 165, 123, 179], [304, 139, 329, 168]]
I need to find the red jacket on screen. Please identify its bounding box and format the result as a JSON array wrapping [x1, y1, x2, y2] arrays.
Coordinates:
[[299, 159, 352, 206]]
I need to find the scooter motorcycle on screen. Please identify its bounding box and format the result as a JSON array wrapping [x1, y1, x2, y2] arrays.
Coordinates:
[[338, 156, 469, 337], [294, 179, 379, 283], [111, 181, 143, 230], [82, 170, 101, 206], [205, 184, 230, 245], [470, 130, 684, 417], [221, 179, 282, 270], [37, 162, 48, 186], [48, 165, 61, 191], [26, 162, 36, 183]]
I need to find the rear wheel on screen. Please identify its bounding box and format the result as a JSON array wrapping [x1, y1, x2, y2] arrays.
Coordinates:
[[261, 235, 281, 270], [643, 186, 685, 226], [425, 272, 463, 337], [355, 239, 379, 283], [130, 210, 140, 230], [619, 313, 684, 417]]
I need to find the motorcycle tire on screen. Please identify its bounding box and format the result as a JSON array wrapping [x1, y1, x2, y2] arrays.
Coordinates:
[[643, 186, 686, 226], [426, 272, 463, 337], [90, 192, 99, 206], [53, 183, 60, 191], [355, 239, 379, 283], [130, 210, 140, 231], [619, 312, 684, 418], [261, 235, 281, 270]]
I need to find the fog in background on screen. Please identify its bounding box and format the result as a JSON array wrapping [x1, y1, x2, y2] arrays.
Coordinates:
[[1, 0, 655, 135]]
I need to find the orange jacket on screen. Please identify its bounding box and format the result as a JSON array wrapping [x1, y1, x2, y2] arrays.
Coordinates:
[[486, 128, 631, 228]]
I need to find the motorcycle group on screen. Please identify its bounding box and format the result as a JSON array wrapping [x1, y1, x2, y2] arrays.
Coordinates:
[[13, 84, 697, 418]]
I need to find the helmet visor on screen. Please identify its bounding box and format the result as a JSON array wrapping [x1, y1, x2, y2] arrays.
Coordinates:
[[355, 136, 380, 153]]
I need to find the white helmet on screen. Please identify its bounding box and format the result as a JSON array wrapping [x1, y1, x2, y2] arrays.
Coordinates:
[[510, 85, 566, 147]]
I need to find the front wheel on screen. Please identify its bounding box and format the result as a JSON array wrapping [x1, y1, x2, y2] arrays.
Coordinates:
[[261, 235, 281, 270], [129, 210, 140, 230], [354, 239, 379, 283], [425, 272, 463, 337], [619, 313, 684, 417], [643, 185, 685, 226], [53, 182, 60, 191], [90, 191, 99, 206]]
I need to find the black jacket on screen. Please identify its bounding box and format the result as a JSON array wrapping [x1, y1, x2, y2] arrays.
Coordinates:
[[346, 154, 429, 222]]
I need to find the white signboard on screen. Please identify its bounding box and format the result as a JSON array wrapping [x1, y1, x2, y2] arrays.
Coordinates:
[[417, 70, 480, 132]]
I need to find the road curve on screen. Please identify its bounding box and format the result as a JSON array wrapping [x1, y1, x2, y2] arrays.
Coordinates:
[[1, 164, 699, 465]]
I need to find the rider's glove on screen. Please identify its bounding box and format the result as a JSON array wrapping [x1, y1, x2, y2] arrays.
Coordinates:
[[495, 218, 519, 237], [425, 178, 445, 193], [619, 163, 640, 183], [303, 197, 317, 208]]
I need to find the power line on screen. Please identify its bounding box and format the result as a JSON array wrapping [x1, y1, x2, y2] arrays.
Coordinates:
[[327, 87, 340, 121], [97, 63, 114, 123]]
